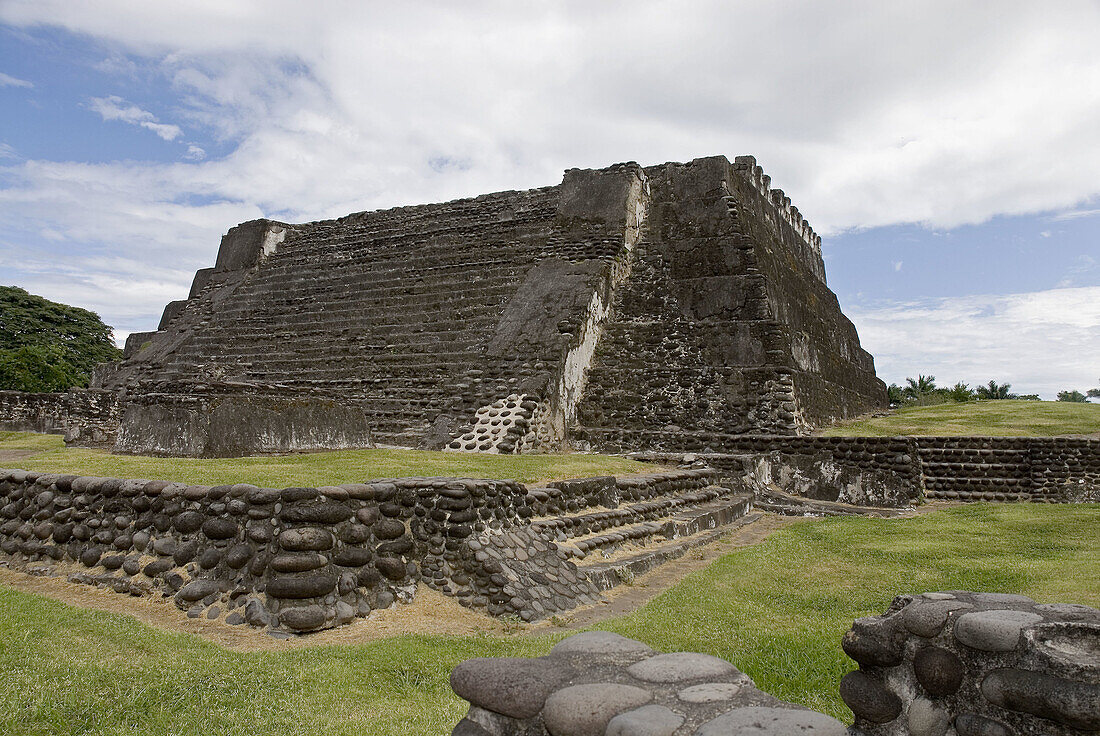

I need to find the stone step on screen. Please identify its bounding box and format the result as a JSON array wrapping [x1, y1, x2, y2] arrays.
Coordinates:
[[530, 488, 724, 540], [559, 492, 753, 561], [579, 511, 764, 591]]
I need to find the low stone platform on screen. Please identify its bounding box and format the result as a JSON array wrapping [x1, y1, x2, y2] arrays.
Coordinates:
[[0, 465, 755, 632], [449, 592, 1100, 736]]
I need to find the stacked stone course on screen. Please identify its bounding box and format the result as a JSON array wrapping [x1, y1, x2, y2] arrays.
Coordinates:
[[0, 466, 751, 630]]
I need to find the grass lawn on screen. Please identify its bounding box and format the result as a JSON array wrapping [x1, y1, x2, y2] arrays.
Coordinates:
[[1, 503, 1096, 735], [0, 432, 656, 487], [819, 399, 1100, 437]]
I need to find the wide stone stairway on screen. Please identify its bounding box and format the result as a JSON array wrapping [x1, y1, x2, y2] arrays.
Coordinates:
[[524, 469, 759, 595]]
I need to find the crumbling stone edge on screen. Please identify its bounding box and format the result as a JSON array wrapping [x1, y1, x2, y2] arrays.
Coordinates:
[[449, 591, 1100, 736]]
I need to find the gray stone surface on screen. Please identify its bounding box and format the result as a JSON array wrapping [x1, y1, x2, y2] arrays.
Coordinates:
[[541, 683, 653, 736], [676, 682, 746, 704], [627, 653, 740, 683], [551, 631, 655, 659], [605, 705, 685, 736], [450, 657, 570, 720], [954, 609, 1043, 652], [694, 706, 847, 735]]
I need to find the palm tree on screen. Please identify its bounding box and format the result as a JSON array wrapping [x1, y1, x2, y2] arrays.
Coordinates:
[[976, 380, 1012, 400], [903, 374, 937, 400]]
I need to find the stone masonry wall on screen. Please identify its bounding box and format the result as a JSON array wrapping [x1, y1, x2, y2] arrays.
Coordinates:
[[448, 592, 1100, 736], [626, 435, 1100, 507], [0, 467, 717, 631], [842, 591, 1100, 736], [0, 389, 122, 447]]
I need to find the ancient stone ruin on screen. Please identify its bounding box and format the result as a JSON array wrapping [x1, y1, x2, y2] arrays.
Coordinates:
[[449, 592, 1100, 736], [87, 155, 886, 456]]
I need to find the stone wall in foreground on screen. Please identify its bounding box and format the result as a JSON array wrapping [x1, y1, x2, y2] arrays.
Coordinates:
[[0, 389, 122, 446], [0, 467, 719, 631], [449, 592, 1100, 736]]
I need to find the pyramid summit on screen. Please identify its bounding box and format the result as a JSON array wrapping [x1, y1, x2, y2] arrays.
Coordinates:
[[95, 155, 887, 456]]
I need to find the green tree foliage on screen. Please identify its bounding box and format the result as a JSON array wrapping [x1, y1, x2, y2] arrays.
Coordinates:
[[887, 383, 905, 406], [976, 380, 1013, 400], [904, 374, 937, 400], [0, 286, 122, 392], [945, 381, 975, 402], [1057, 390, 1088, 403]]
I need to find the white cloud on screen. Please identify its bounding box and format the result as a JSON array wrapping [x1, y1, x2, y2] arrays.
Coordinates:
[[0, 0, 1099, 350], [88, 95, 182, 140], [0, 71, 33, 88], [850, 286, 1100, 399], [1050, 208, 1100, 222], [0, 142, 17, 159]]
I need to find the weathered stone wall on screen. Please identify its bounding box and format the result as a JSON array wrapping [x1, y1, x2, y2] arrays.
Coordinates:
[[842, 591, 1100, 736], [91, 155, 886, 456], [0, 466, 727, 630], [0, 389, 122, 446], [628, 435, 1100, 507], [573, 156, 887, 442], [448, 592, 1100, 736], [450, 631, 849, 736]]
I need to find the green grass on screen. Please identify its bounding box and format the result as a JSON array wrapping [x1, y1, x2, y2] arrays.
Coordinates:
[[820, 399, 1100, 437], [0, 432, 655, 486], [1, 504, 1096, 735]]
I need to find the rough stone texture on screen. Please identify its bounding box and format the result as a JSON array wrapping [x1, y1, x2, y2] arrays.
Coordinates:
[[84, 155, 885, 457], [0, 389, 121, 447], [633, 434, 1100, 508], [450, 632, 847, 736], [0, 466, 752, 631], [842, 591, 1100, 736]]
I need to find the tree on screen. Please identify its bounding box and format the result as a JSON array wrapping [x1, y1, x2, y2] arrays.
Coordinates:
[[0, 286, 122, 392], [1057, 390, 1088, 403], [945, 381, 975, 403], [887, 383, 905, 406], [904, 374, 937, 400], [976, 380, 1012, 400]]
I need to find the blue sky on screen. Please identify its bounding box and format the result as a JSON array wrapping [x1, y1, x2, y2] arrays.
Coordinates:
[[1, 2, 1098, 399]]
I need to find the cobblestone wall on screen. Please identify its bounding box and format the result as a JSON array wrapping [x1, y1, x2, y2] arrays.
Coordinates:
[[0, 467, 720, 631], [448, 592, 1100, 736]]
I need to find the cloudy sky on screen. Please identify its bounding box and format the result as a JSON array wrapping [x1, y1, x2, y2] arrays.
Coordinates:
[[1, 1, 1097, 399]]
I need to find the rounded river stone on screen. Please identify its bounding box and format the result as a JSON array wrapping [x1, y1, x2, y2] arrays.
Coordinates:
[[173, 511, 205, 534], [177, 579, 220, 602], [954, 610, 1043, 651], [677, 682, 746, 703], [279, 502, 352, 524], [902, 599, 974, 638], [375, 557, 407, 581], [981, 668, 1100, 731], [201, 518, 238, 540], [550, 631, 655, 659], [914, 646, 964, 695], [266, 575, 337, 599], [627, 652, 739, 683], [605, 704, 684, 736], [954, 713, 1012, 736], [279, 604, 327, 631], [270, 553, 328, 573], [450, 657, 569, 719], [695, 706, 847, 736], [908, 698, 950, 736], [541, 683, 652, 736], [278, 527, 334, 551], [839, 671, 902, 724]]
